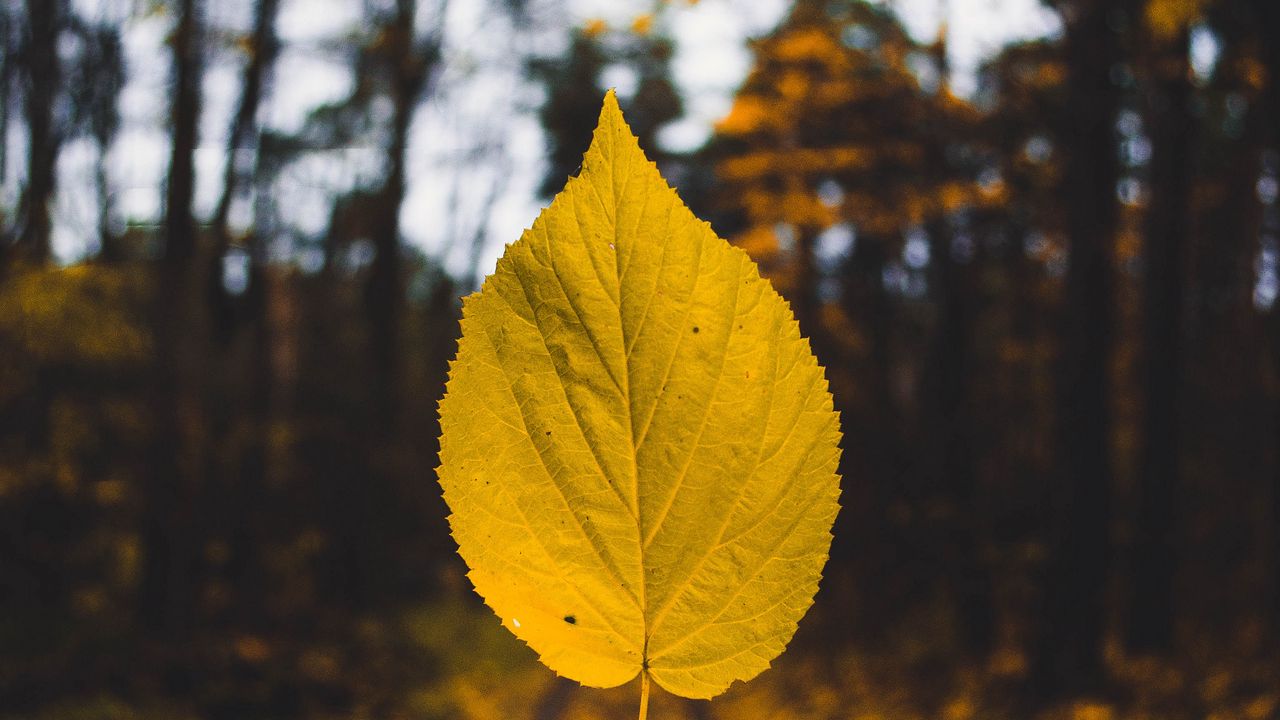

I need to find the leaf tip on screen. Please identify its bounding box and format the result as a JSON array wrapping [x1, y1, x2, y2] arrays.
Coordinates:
[[598, 88, 629, 135], [602, 86, 621, 112]]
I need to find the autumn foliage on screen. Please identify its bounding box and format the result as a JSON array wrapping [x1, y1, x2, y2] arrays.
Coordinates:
[[4, 0, 1280, 718]]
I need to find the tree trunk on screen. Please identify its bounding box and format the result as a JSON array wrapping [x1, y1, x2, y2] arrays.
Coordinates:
[[91, 25, 126, 263], [364, 0, 426, 432], [835, 232, 905, 641], [14, 0, 61, 265], [160, 0, 202, 269], [1255, 0, 1280, 643], [792, 225, 822, 343], [208, 0, 281, 342], [139, 0, 204, 640], [198, 0, 282, 621], [0, 5, 12, 200], [926, 220, 994, 659], [95, 143, 119, 262], [1031, 0, 1122, 699], [1127, 24, 1194, 656]]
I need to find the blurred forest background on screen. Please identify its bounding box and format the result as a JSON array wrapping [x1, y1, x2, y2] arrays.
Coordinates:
[[3, 0, 1280, 718]]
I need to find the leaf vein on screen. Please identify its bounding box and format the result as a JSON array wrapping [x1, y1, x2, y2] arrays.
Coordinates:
[[642, 253, 746, 550], [643, 295, 784, 635], [632, 213, 708, 450], [486, 288, 642, 614], [648, 489, 826, 660]]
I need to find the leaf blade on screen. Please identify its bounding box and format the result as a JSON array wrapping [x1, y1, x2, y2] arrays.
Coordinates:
[[437, 90, 842, 699]]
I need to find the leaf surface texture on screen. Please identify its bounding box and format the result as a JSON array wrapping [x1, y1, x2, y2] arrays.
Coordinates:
[[437, 91, 841, 699]]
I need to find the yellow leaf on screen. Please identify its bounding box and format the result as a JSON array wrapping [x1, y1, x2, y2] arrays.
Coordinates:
[[437, 91, 842, 700]]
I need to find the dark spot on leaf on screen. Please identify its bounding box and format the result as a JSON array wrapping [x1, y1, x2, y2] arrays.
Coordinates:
[[546, 430, 552, 436], [564, 615, 576, 624], [692, 326, 700, 334]]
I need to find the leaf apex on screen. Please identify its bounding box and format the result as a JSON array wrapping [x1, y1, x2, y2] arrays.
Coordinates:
[[601, 87, 621, 113]]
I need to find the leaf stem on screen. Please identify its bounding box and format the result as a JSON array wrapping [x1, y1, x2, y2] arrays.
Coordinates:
[[638, 670, 651, 720]]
